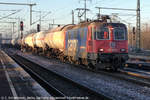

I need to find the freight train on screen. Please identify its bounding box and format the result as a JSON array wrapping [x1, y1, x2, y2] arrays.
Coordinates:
[[4, 16, 129, 71]]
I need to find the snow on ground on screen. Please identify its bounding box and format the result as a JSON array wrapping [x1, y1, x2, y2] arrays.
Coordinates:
[[10, 49, 150, 100]]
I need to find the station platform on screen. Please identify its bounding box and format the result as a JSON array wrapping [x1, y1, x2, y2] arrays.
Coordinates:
[[0, 50, 51, 100]]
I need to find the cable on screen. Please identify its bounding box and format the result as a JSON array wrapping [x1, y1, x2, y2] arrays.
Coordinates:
[[0, 10, 21, 20]]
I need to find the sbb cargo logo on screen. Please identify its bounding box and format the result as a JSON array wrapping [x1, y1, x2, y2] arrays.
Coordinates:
[[67, 39, 78, 54]]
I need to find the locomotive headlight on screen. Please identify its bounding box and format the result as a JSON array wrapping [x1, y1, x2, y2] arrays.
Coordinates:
[[120, 48, 126, 52], [99, 48, 104, 52]]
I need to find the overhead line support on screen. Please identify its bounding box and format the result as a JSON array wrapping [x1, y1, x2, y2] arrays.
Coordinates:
[[95, 7, 136, 19], [0, 2, 36, 26], [136, 0, 141, 51]]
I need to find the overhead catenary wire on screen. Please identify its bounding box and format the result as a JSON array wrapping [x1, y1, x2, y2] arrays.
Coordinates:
[[0, 10, 22, 20]]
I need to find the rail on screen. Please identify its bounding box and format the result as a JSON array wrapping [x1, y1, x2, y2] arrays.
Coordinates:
[[9, 53, 111, 100]]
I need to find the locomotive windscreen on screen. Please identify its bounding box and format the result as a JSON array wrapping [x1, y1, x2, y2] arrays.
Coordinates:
[[96, 28, 109, 40], [113, 27, 126, 40]]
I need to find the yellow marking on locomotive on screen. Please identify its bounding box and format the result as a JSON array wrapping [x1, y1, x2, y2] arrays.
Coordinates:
[[80, 46, 85, 49]]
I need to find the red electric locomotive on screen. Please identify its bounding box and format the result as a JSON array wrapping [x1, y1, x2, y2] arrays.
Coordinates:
[[64, 16, 128, 70], [86, 22, 128, 70]]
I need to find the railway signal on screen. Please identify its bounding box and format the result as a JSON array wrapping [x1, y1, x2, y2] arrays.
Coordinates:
[[37, 24, 40, 32], [133, 27, 136, 34], [20, 21, 23, 39], [20, 21, 23, 31]]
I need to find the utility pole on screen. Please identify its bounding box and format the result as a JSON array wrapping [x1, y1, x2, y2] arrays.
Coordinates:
[[52, 19, 55, 28], [72, 10, 74, 24], [98, 8, 101, 19], [136, 0, 141, 51], [30, 5, 33, 26], [84, 0, 87, 20], [12, 22, 15, 39], [40, 11, 41, 27]]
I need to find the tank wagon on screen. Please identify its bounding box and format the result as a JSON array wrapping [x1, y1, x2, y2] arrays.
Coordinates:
[[33, 31, 46, 53], [23, 33, 35, 51], [20, 17, 128, 70]]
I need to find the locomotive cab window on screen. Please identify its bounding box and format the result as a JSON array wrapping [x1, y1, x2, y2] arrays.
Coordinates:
[[96, 27, 109, 40], [114, 27, 126, 40]]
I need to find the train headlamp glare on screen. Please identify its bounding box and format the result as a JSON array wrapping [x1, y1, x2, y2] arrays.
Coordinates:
[[120, 49, 126, 52], [99, 49, 104, 52]]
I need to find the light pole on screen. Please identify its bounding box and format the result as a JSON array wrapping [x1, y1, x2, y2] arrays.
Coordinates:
[[136, 0, 141, 51]]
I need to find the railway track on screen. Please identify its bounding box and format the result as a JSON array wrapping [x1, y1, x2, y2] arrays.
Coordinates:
[[73, 63, 150, 88], [126, 62, 150, 70], [120, 67, 150, 79], [98, 68, 150, 87], [8, 53, 111, 100], [6, 49, 150, 89]]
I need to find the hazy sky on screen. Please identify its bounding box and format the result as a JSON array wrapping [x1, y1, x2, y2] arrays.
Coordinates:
[[0, 0, 149, 37]]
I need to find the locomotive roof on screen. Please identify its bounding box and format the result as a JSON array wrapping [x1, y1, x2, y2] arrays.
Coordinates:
[[48, 24, 75, 32], [47, 20, 104, 32], [47, 20, 126, 32]]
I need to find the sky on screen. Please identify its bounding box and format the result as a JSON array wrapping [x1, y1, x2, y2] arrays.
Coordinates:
[[0, 0, 149, 38]]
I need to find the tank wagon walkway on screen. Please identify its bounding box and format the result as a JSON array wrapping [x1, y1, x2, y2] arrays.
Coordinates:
[[0, 50, 50, 99]]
